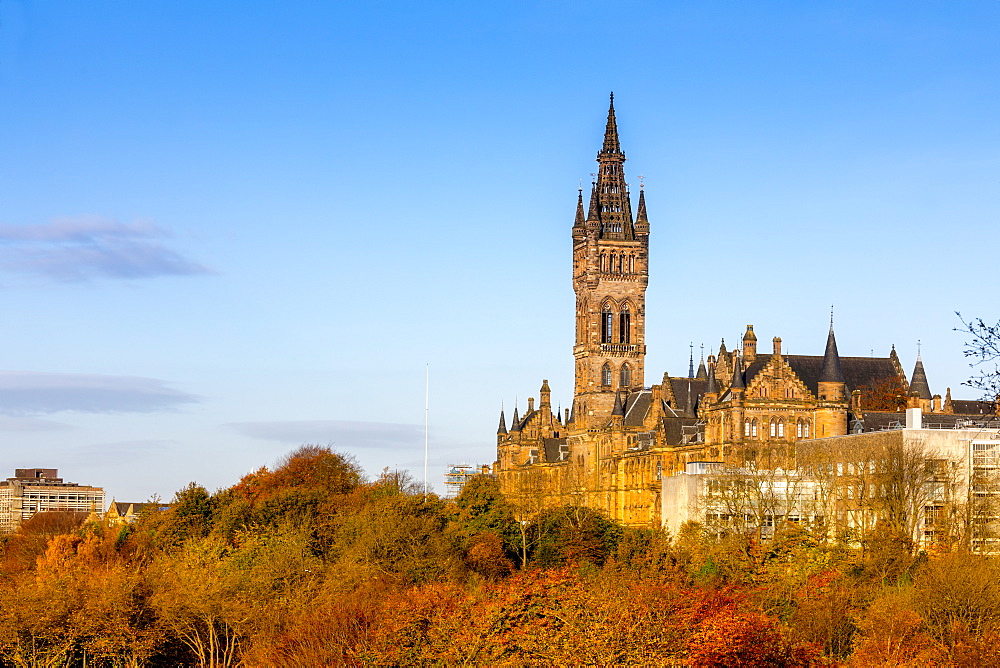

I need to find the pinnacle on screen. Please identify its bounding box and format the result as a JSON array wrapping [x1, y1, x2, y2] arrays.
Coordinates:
[[602, 92, 621, 154]]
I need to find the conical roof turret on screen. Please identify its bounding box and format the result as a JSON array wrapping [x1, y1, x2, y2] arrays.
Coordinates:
[[636, 187, 648, 222], [612, 390, 625, 416], [586, 181, 601, 227], [497, 409, 507, 435], [634, 186, 649, 236], [706, 363, 719, 394], [819, 322, 846, 384], [510, 406, 521, 432], [573, 187, 586, 234], [730, 355, 746, 389], [910, 352, 932, 400]]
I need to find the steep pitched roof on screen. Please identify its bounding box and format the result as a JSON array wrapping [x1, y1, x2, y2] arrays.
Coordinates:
[[744, 353, 903, 397], [819, 325, 846, 384], [910, 356, 932, 400]]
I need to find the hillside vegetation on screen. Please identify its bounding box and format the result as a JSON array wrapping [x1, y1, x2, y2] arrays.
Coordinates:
[[1, 445, 999, 666]]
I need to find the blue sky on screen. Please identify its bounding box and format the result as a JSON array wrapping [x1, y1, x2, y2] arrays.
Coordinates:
[[0, 2, 997, 499]]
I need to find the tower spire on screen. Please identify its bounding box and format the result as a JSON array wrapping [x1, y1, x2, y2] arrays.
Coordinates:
[[910, 344, 932, 400], [593, 93, 632, 239], [819, 319, 846, 384], [602, 92, 621, 154], [688, 343, 695, 379], [574, 186, 585, 227]]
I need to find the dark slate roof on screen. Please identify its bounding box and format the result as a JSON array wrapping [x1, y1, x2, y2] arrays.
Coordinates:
[[745, 354, 903, 397], [819, 327, 846, 383], [660, 416, 702, 446], [730, 356, 746, 389], [856, 411, 907, 431], [668, 377, 707, 416], [910, 357, 932, 399], [542, 437, 567, 463], [706, 364, 718, 394], [623, 390, 653, 427], [696, 360, 708, 380], [858, 410, 1000, 431], [951, 400, 996, 415], [497, 409, 507, 434], [514, 409, 536, 432]]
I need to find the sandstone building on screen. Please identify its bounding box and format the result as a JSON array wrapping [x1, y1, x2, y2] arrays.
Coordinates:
[[494, 97, 994, 528]]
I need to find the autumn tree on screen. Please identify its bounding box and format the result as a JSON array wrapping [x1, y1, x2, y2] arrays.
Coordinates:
[[858, 374, 909, 411]]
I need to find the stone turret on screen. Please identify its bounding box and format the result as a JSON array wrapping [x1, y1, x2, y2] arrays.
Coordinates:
[[742, 325, 757, 364]]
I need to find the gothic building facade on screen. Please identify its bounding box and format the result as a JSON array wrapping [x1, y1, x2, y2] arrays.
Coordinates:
[[494, 96, 993, 528]]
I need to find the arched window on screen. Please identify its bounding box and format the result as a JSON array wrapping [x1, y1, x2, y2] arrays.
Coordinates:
[[760, 387, 768, 398], [744, 420, 751, 437], [600, 253, 607, 273], [751, 419, 758, 438], [628, 254, 635, 274], [778, 421, 785, 438], [619, 304, 631, 344], [797, 420, 803, 438], [601, 303, 614, 343], [769, 419, 777, 438], [601, 363, 612, 387], [803, 422, 810, 438], [620, 363, 631, 387]]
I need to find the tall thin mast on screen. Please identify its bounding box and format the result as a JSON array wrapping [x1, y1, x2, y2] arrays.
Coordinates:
[[424, 364, 429, 496]]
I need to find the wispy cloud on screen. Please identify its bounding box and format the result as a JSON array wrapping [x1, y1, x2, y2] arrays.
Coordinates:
[[0, 371, 199, 416], [0, 216, 212, 282], [0, 416, 74, 432], [228, 420, 424, 450]]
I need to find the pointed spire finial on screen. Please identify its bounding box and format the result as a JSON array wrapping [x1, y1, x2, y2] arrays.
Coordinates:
[[830, 304, 834, 328], [602, 92, 621, 154], [917, 339, 922, 359], [688, 343, 695, 379]]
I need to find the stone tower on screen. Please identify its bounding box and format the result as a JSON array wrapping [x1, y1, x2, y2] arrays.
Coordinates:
[[571, 95, 649, 427]]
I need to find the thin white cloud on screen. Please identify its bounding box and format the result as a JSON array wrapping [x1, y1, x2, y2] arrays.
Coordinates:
[[0, 416, 74, 432], [0, 216, 212, 282], [0, 371, 199, 416], [228, 419, 424, 450]]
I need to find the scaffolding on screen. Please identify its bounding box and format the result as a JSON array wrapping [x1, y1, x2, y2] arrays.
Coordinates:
[[444, 463, 491, 499]]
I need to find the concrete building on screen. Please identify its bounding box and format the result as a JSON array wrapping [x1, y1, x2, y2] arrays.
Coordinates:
[[661, 408, 1000, 551], [0, 469, 105, 533]]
